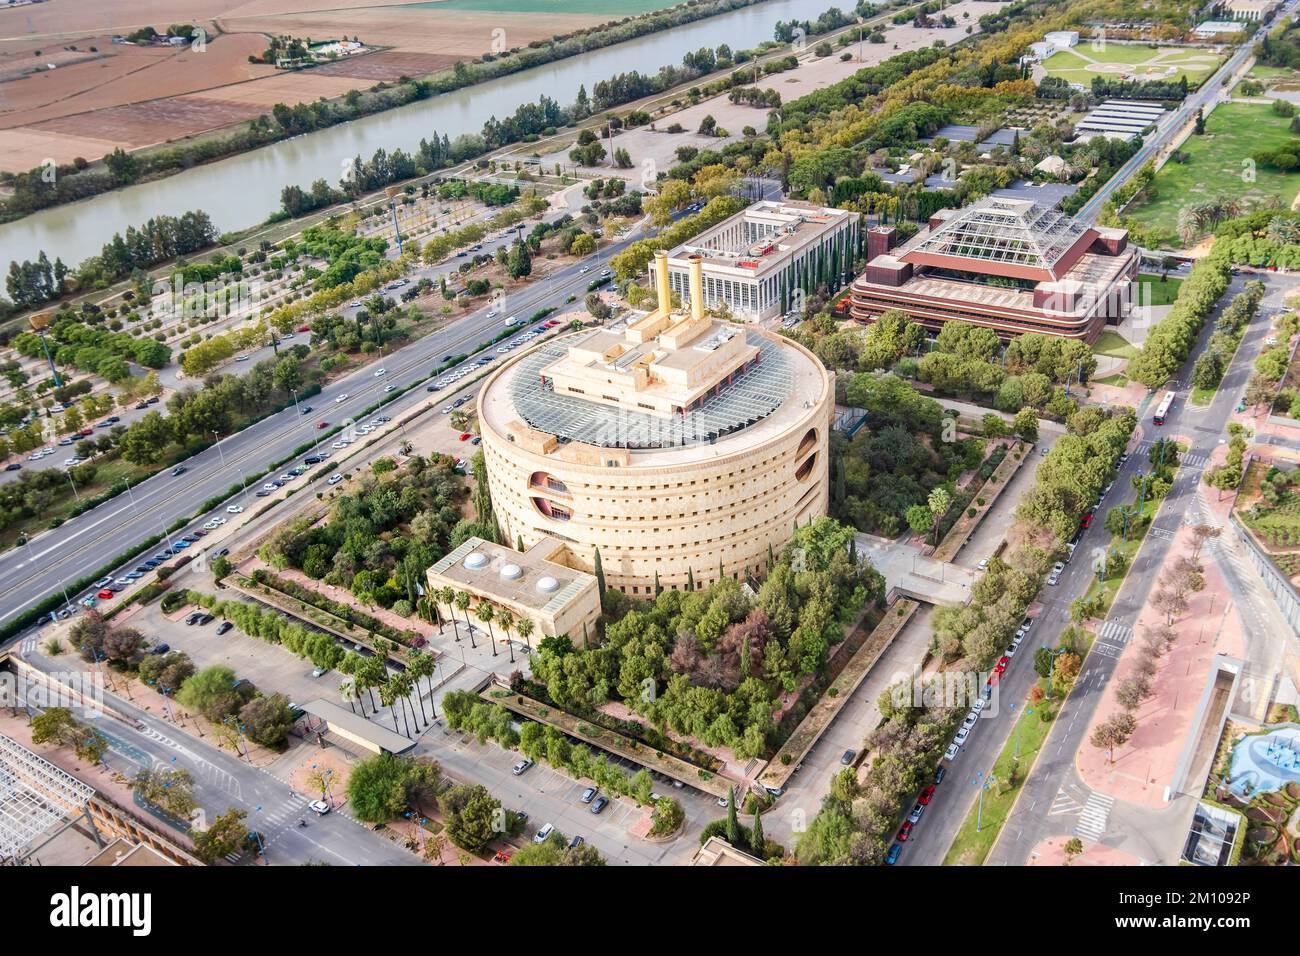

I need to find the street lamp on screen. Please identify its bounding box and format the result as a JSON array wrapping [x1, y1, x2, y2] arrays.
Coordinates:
[[210, 430, 225, 467]]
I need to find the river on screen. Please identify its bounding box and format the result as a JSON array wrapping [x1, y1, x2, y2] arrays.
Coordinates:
[[0, 0, 835, 269]]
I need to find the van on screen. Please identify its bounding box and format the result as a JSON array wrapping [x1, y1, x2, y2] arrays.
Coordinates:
[[533, 823, 555, 844]]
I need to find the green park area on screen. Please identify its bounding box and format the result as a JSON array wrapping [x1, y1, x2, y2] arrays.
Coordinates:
[[1125, 103, 1300, 244], [1136, 273, 1183, 307], [1042, 44, 1222, 87], [1092, 330, 1138, 360]]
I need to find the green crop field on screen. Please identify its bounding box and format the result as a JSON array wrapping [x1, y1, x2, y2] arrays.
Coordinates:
[[1042, 43, 1222, 87], [407, 0, 681, 13], [1124, 102, 1300, 244]]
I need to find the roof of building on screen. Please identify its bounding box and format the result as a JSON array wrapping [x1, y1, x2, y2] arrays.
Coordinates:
[[300, 700, 414, 754], [85, 838, 177, 867], [691, 835, 764, 866], [0, 732, 96, 864], [666, 199, 850, 279], [900, 196, 1095, 282], [428, 536, 594, 615], [510, 328, 793, 450], [991, 180, 1078, 208]]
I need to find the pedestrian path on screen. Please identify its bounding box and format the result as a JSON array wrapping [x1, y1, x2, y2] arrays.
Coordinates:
[[1093, 620, 1132, 660]]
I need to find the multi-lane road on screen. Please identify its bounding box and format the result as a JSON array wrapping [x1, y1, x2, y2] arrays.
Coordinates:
[[899, 270, 1300, 865], [0, 207, 647, 632]]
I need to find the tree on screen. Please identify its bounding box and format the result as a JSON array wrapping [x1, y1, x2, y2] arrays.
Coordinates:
[[725, 786, 741, 846], [506, 240, 532, 280], [439, 782, 502, 853], [475, 602, 497, 657], [1063, 836, 1084, 864], [347, 752, 412, 823], [751, 810, 765, 857], [926, 487, 951, 545], [238, 694, 294, 748], [1013, 407, 1038, 442], [192, 808, 248, 864], [133, 767, 196, 819], [1051, 652, 1082, 697], [176, 665, 245, 721], [593, 547, 606, 600], [1090, 711, 1136, 764], [1190, 523, 1220, 559]]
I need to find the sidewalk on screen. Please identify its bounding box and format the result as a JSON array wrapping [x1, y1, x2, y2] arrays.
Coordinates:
[[1076, 522, 1245, 808]]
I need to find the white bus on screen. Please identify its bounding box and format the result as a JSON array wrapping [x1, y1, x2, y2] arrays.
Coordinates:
[[1153, 390, 1174, 426]]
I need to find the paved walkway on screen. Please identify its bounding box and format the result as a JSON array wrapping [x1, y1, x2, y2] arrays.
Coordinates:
[[1076, 521, 1245, 808]]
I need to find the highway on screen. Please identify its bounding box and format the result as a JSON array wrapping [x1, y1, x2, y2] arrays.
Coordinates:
[[0, 210, 648, 632]]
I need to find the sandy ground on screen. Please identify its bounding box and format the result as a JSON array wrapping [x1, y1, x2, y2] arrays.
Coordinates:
[[1028, 834, 1142, 865]]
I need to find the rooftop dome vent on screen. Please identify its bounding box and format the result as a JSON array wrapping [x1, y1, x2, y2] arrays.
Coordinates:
[[464, 552, 488, 570], [501, 563, 523, 580], [536, 575, 559, 593]]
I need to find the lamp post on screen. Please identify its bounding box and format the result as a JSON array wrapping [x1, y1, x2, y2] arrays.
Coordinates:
[[210, 430, 225, 467]]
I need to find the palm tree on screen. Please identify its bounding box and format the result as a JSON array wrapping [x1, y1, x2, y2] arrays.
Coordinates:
[[393, 672, 417, 736], [378, 682, 400, 734], [476, 603, 497, 657], [407, 650, 431, 723], [516, 618, 534, 654], [435, 585, 454, 629], [339, 678, 358, 715], [497, 609, 516, 664], [453, 591, 471, 644]]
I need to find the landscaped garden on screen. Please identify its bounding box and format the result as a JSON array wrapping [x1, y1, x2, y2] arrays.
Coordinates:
[[1236, 461, 1300, 583], [1041, 43, 1222, 88], [1204, 720, 1300, 866]]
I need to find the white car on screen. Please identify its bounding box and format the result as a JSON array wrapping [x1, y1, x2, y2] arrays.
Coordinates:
[[308, 800, 330, 815], [1048, 571, 1061, 586], [261, 483, 277, 491], [1052, 562, 1065, 575], [63, 458, 82, 467], [327, 473, 343, 485], [954, 726, 971, 746], [384, 384, 396, 392], [203, 520, 219, 530], [331, 440, 349, 449], [961, 712, 978, 731], [335, 394, 349, 403], [944, 743, 960, 761], [226, 505, 244, 514], [533, 823, 555, 844], [977, 558, 989, 571], [374, 368, 387, 377]]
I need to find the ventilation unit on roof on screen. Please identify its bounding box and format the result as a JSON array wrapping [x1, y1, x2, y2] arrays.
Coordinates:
[[501, 563, 522, 581], [536, 576, 559, 594], [464, 552, 488, 570]]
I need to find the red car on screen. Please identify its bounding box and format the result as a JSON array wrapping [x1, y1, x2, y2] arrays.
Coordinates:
[[994, 655, 1010, 675], [78, 428, 94, 437], [896, 821, 913, 842], [458, 432, 471, 441], [297, 324, 311, 333], [96, 589, 114, 600], [317, 421, 329, 430], [1081, 512, 1093, 529], [918, 784, 937, 805]]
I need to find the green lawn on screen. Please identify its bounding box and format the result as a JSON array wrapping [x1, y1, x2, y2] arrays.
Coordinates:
[[1094, 372, 1129, 386], [1126, 102, 1300, 245], [1093, 330, 1138, 360], [1042, 44, 1222, 87], [1136, 273, 1182, 307]]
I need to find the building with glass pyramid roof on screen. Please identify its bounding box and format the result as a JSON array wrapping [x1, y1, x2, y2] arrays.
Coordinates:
[[848, 197, 1138, 342]]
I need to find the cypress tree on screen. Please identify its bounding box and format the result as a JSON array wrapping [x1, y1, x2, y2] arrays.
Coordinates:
[[516, 534, 524, 552], [725, 786, 740, 846], [593, 548, 606, 600], [687, 567, 695, 592], [751, 810, 764, 856], [767, 542, 775, 570], [654, 569, 662, 596]]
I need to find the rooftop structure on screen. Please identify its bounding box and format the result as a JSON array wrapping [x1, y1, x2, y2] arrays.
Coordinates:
[[477, 253, 832, 593], [849, 197, 1137, 342], [1220, 0, 1279, 19], [426, 535, 600, 640], [1076, 100, 1166, 140], [1194, 19, 1250, 35], [661, 199, 857, 322], [691, 836, 764, 865], [0, 731, 97, 865]]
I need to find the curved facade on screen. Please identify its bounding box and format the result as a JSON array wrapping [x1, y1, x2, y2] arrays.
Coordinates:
[[477, 326, 832, 596]]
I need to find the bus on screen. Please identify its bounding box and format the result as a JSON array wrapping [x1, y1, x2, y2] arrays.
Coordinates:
[[1153, 390, 1174, 426]]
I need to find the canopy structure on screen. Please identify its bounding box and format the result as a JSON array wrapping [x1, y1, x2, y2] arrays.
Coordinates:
[[0, 732, 97, 864]]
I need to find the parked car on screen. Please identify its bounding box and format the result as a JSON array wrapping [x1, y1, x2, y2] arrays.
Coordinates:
[[897, 821, 913, 842], [216, 621, 233, 636], [309, 800, 330, 815], [533, 823, 555, 844], [590, 796, 609, 814], [840, 749, 856, 765], [886, 843, 902, 865], [919, 784, 936, 805], [907, 803, 924, 825], [512, 758, 533, 776], [580, 787, 597, 804]]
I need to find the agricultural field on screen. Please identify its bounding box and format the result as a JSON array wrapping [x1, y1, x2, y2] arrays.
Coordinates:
[[406, 0, 678, 12], [1042, 42, 1222, 87], [1123, 102, 1300, 245]]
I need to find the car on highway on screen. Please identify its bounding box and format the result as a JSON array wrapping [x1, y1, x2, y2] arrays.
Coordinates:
[[512, 758, 533, 776], [327, 474, 343, 485], [335, 394, 349, 403], [227, 505, 244, 514], [384, 384, 396, 392], [171, 466, 187, 477], [300, 405, 313, 415], [374, 368, 387, 377], [442, 405, 453, 414]]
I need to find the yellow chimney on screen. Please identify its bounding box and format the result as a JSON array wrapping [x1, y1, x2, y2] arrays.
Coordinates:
[[688, 254, 704, 323], [654, 250, 672, 317]]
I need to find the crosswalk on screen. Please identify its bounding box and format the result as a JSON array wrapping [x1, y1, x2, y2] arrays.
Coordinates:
[[1134, 440, 1207, 468], [1075, 791, 1114, 843], [1096, 620, 1132, 645]]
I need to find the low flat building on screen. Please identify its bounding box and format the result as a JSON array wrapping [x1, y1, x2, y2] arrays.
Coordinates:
[[660, 199, 858, 322], [848, 196, 1137, 342], [427, 536, 601, 640], [1221, 0, 1279, 20], [691, 835, 764, 865], [1076, 100, 1167, 141], [1193, 19, 1249, 37]]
